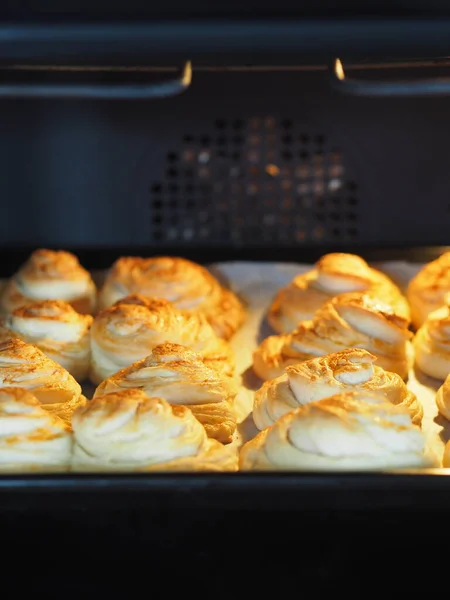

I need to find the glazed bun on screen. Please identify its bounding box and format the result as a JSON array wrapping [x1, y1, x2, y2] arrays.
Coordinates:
[[97, 256, 244, 339], [240, 392, 434, 471], [72, 389, 237, 472], [0, 387, 72, 472], [89, 295, 234, 385], [94, 342, 237, 443], [0, 337, 86, 425], [1, 300, 92, 380], [254, 292, 413, 381], [253, 349, 422, 430], [268, 252, 409, 334], [407, 252, 450, 329], [413, 301, 450, 380], [0, 249, 96, 315], [435, 374, 450, 420]]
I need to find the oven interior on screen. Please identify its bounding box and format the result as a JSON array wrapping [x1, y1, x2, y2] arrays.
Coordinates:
[[3, 14, 450, 573]]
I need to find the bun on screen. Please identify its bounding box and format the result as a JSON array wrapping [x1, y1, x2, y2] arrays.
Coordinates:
[[407, 252, 450, 329], [254, 292, 413, 380], [97, 256, 244, 339], [0, 337, 84, 424], [435, 374, 450, 420], [72, 389, 237, 472], [268, 253, 409, 334], [0, 387, 72, 472], [253, 349, 422, 430], [1, 300, 92, 381], [414, 302, 450, 380], [89, 295, 234, 385], [240, 392, 434, 471], [94, 342, 237, 443], [0, 249, 96, 315]]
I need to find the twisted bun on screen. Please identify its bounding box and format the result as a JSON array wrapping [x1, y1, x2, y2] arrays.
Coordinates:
[[0, 249, 96, 315], [98, 256, 244, 339]]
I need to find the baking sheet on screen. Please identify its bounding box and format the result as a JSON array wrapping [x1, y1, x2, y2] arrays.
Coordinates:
[[1, 261, 445, 466], [209, 261, 449, 465]]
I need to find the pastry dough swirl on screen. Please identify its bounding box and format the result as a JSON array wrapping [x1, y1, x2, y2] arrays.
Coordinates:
[[0, 387, 72, 472], [254, 292, 413, 381], [0, 249, 96, 315], [407, 252, 450, 329], [89, 295, 235, 385], [94, 342, 237, 443], [72, 389, 237, 472], [268, 252, 410, 333], [414, 302, 450, 380], [1, 300, 92, 381], [0, 337, 85, 425], [241, 392, 434, 471], [97, 256, 245, 339], [435, 374, 450, 421], [253, 349, 422, 430]]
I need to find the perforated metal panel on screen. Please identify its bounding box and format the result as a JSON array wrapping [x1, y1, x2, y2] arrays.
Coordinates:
[[148, 117, 359, 246], [3, 68, 450, 253]]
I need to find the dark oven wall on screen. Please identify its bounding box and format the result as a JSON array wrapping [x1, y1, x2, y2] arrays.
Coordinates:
[[1, 68, 448, 261]]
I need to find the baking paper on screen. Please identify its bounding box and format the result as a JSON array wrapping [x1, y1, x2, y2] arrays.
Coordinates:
[[2, 261, 444, 464]]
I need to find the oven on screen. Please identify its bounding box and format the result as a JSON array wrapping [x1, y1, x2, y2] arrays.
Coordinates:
[[1, 4, 449, 584]]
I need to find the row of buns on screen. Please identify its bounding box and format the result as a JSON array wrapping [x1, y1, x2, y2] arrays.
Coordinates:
[[3, 250, 450, 388], [1, 248, 450, 473], [267, 250, 450, 332], [255, 251, 450, 385], [4, 248, 449, 335], [0, 337, 440, 472], [0, 294, 236, 386], [244, 348, 438, 470], [0, 249, 245, 340], [0, 387, 236, 473], [0, 337, 237, 471], [6, 248, 449, 332], [0, 386, 433, 473]]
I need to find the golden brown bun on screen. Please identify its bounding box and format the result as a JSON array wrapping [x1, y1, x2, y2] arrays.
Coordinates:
[[253, 349, 422, 430], [72, 389, 237, 472], [0, 249, 96, 315], [413, 302, 450, 380], [407, 252, 450, 330], [268, 253, 410, 333], [0, 300, 92, 381], [0, 386, 72, 472], [94, 342, 237, 444], [254, 292, 413, 381], [89, 295, 235, 385], [240, 392, 435, 471], [435, 374, 450, 420], [0, 337, 82, 407], [97, 256, 245, 339]]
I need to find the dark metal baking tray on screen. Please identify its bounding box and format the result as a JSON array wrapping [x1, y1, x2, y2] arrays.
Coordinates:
[[0, 246, 446, 513], [1, 471, 450, 511]]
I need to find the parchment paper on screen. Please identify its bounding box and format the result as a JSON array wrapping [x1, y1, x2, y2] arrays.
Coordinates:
[[2, 261, 444, 463], [209, 261, 449, 464]]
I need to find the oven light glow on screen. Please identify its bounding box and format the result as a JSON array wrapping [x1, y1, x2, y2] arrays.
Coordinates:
[[335, 59, 345, 81]]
